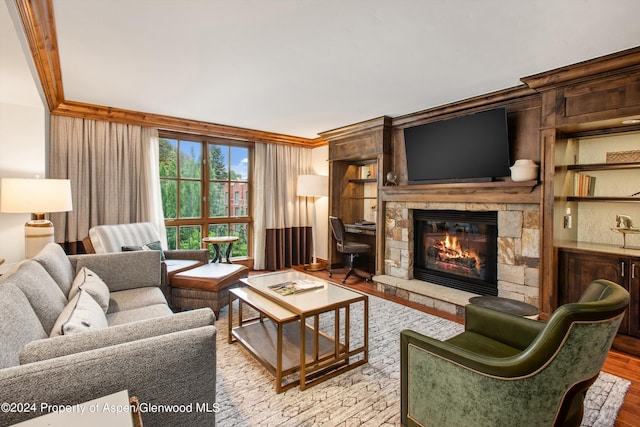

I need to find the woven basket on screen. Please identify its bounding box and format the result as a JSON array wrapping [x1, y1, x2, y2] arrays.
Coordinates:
[[606, 150, 640, 163]]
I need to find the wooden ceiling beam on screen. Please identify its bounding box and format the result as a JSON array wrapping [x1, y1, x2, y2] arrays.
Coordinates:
[[54, 100, 325, 146]]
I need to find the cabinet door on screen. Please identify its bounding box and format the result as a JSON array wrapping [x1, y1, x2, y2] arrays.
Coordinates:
[[558, 251, 623, 303], [629, 257, 640, 337], [559, 74, 640, 125], [558, 250, 628, 334]]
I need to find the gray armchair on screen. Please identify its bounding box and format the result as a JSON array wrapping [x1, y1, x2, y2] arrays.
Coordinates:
[[85, 222, 210, 302], [401, 279, 629, 427]]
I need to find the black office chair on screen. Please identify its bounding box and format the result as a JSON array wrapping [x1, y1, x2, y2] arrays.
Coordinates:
[[328, 216, 373, 283]]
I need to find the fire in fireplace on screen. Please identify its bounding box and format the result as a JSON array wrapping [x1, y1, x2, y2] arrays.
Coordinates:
[[428, 232, 482, 277], [414, 210, 498, 295]]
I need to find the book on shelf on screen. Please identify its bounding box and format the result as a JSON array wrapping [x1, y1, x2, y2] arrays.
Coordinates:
[[573, 172, 596, 197], [268, 280, 325, 296], [359, 163, 377, 179]]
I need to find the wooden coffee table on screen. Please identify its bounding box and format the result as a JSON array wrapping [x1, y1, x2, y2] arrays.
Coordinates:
[[228, 270, 368, 393]]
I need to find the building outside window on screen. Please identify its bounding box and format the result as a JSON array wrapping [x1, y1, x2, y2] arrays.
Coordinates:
[[159, 133, 251, 259]]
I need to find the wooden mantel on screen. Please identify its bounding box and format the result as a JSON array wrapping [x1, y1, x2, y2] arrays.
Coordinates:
[[380, 180, 541, 204]]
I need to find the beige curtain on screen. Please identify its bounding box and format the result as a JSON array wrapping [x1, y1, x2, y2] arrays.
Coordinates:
[[49, 116, 166, 249], [253, 142, 313, 270]]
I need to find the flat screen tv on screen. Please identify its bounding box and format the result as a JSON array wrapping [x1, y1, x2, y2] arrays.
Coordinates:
[[403, 107, 511, 184]]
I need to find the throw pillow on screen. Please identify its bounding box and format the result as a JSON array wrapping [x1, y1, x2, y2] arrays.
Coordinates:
[[69, 267, 110, 313], [122, 240, 166, 260], [50, 289, 108, 337]]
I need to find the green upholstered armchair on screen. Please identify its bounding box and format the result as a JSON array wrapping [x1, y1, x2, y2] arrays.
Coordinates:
[[400, 279, 629, 427]]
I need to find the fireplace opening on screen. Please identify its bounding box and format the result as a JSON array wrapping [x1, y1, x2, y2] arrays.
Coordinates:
[[414, 210, 498, 296]]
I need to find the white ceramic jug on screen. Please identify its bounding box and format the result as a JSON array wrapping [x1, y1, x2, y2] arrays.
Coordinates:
[[510, 159, 538, 181]]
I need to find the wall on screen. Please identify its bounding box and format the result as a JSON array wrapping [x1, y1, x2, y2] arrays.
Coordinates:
[[311, 144, 329, 261], [0, 102, 47, 263], [0, 0, 48, 263]]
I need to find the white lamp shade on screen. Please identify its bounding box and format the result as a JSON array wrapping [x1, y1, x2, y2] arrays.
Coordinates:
[[0, 178, 73, 214], [297, 175, 328, 197]]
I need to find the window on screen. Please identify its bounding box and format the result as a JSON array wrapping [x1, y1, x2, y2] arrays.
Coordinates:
[[159, 133, 251, 259]]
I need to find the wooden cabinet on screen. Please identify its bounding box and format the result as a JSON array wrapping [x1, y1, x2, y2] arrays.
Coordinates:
[[552, 131, 640, 248], [557, 74, 640, 128], [523, 48, 640, 133], [553, 122, 640, 355], [320, 117, 392, 275], [525, 48, 640, 320], [557, 247, 640, 353]]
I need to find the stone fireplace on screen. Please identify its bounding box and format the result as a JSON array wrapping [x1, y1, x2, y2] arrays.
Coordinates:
[[375, 201, 540, 317]]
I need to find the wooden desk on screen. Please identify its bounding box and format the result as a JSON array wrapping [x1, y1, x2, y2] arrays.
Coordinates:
[[344, 223, 376, 236], [202, 236, 238, 263]]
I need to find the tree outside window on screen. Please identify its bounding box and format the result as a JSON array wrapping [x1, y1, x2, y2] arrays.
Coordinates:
[[159, 134, 251, 259]]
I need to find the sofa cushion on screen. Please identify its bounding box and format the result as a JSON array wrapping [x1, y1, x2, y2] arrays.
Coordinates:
[[69, 267, 110, 313], [20, 309, 216, 364], [122, 240, 166, 260], [75, 251, 162, 293], [164, 259, 202, 277], [107, 287, 168, 314], [32, 242, 75, 296], [171, 263, 248, 292], [0, 283, 47, 369], [50, 289, 108, 337], [106, 304, 173, 326], [6, 261, 68, 333]]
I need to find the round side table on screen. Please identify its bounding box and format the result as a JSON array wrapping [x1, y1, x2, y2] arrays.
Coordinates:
[[202, 236, 239, 264]]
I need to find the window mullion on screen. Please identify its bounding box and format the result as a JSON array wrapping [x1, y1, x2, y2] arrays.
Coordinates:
[[202, 143, 208, 224]]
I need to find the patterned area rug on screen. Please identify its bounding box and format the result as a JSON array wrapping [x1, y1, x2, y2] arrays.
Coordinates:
[[214, 293, 630, 427]]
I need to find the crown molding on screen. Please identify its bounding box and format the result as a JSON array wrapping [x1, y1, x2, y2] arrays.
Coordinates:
[[521, 46, 640, 90], [53, 100, 321, 146], [15, 0, 63, 111]]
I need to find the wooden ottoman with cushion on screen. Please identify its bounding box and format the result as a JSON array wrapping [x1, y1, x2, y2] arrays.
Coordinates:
[[170, 262, 249, 318]]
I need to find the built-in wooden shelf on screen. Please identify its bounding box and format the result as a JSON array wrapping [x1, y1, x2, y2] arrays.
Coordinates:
[[557, 162, 640, 172], [349, 178, 377, 183], [565, 196, 640, 203]]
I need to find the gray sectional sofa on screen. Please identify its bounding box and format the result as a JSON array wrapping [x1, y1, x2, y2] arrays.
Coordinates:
[[0, 243, 217, 426]]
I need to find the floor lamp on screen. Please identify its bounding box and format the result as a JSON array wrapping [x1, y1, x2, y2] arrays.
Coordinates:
[[297, 174, 328, 271], [0, 178, 73, 258]]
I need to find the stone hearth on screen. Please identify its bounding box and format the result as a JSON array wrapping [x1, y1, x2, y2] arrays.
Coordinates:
[[374, 201, 540, 317]]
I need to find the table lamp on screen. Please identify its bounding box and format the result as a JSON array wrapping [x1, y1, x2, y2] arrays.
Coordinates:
[[297, 174, 328, 271], [0, 177, 73, 258]]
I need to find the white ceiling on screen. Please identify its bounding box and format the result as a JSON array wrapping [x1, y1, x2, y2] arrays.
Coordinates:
[[3, 0, 640, 138]]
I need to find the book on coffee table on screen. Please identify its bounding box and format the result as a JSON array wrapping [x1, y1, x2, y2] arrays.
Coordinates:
[[268, 280, 325, 296]]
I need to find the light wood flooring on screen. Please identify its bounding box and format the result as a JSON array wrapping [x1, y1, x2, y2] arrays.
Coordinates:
[[281, 266, 640, 426]]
